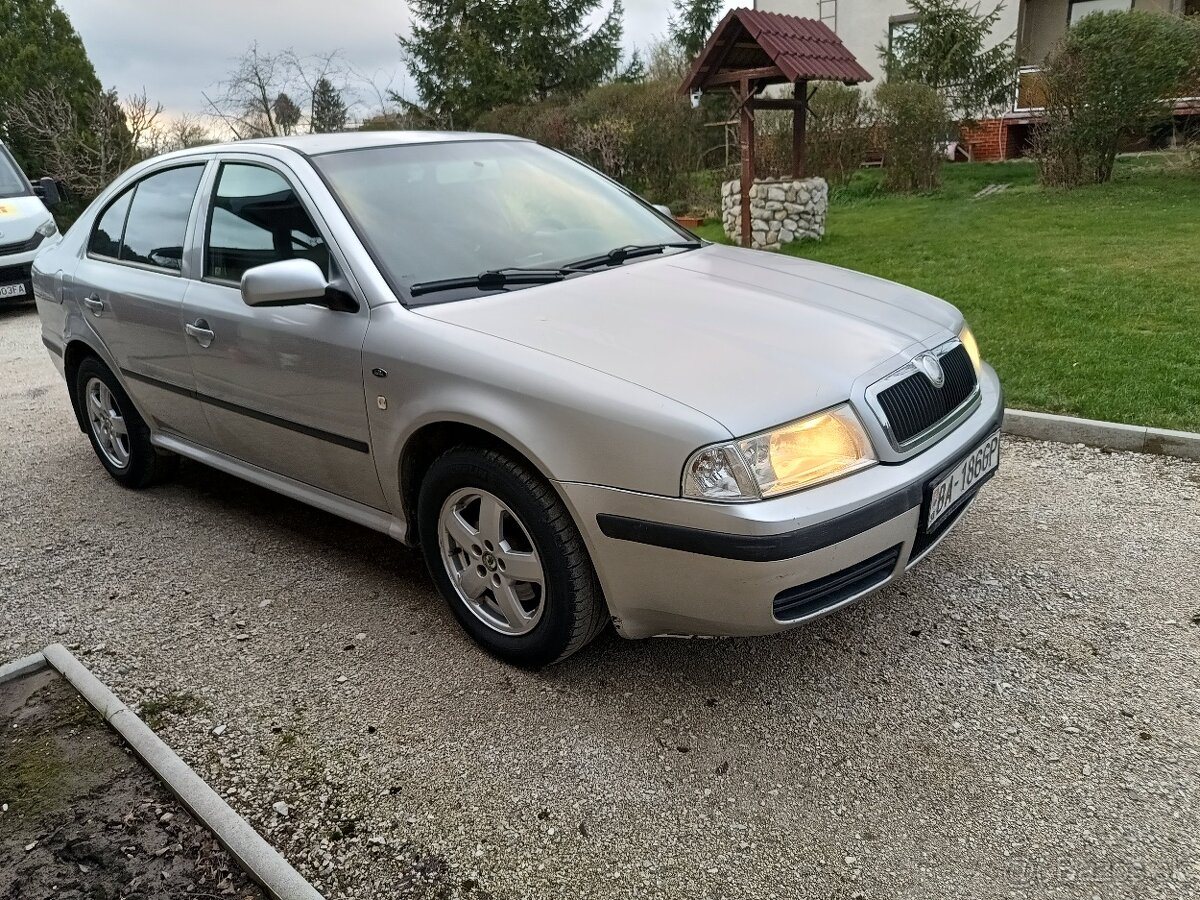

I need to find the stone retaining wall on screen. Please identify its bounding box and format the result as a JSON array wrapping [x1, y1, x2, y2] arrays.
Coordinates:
[[721, 177, 828, 250]]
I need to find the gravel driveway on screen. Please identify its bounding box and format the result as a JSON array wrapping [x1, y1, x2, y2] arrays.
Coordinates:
[[2, 306, 1198, 900]]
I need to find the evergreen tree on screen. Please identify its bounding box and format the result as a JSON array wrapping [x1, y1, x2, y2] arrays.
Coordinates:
[[272, 93, 302, 135], [879, 0, 1017, 120], [0, 0, 102, 172], [668, 0, 725, 60], [397, 0, 625, 127], [310, 77, 348, 133], [615, 49, 647, 84]]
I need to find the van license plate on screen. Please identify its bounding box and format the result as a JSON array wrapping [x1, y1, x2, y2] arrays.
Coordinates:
[[927, 432, 1000, 530], [0, 283, 27, 299]]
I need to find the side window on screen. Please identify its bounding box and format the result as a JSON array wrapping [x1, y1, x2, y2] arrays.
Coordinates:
[[88, 188, 134, 259], [205, 163, 330, 283], [119, 165, 205, 271]]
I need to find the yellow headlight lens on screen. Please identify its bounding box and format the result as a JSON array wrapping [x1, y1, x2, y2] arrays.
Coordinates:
[[959, 326, 982, 373], [736, 404, 876, 498]]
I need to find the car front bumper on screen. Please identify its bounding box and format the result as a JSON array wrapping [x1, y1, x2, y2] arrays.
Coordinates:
[[1, 243, 50, 305], [558, 364, 1003, 639]]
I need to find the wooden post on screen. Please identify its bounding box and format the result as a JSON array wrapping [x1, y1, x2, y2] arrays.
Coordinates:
[[739, 77, 755, 248], [792, 80, 808, 179]]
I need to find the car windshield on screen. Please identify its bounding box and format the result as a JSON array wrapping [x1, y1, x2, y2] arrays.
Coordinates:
[[313, 140, 693, 302], [0, 146, 31, 199]]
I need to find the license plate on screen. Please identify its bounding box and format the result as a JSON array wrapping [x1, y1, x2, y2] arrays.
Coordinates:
[[927, 431, 1000, 530], [0, 282, 27, 299]]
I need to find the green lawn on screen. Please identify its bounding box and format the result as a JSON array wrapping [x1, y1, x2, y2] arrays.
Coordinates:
[[695, 157, 1200, 433]]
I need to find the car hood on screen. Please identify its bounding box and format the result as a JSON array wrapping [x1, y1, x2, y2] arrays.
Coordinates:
[[416, 244, 963, 437], [0, 195, 49, 244]]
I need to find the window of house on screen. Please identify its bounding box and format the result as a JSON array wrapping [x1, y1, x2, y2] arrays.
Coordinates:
[[1068, 0, 1133, 26], [886, 16, 920, 74], [205, 163, 329, 284], [88, 166, 204, 271]]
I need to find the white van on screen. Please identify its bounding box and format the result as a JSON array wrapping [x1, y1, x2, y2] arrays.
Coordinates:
[[1, 140, 63, 305]]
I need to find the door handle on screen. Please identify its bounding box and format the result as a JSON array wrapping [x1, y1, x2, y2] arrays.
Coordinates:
[[185, 319, 215, 349], [83, 295, 104, 316]]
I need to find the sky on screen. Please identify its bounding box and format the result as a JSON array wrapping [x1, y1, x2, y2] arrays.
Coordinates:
[[57, 0, 741, 121]]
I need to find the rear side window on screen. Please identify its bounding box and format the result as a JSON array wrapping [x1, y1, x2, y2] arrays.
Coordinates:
[[120, 166, 205, 271], [205, 163, 329, 283], [88, 188, 134, 259]]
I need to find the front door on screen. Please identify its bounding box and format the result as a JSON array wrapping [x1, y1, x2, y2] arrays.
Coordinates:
[[181, 160, 385, 509], [72, 162, 213, 442]]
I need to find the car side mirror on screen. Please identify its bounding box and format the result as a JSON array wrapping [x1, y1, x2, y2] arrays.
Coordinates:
[[653, 204, 672, 218], [240, 258, 357, 311], [34, 177, 62, 208]]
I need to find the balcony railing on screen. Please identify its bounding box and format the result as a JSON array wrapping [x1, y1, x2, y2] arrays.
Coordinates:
[[1012, 65, 1200, 115]]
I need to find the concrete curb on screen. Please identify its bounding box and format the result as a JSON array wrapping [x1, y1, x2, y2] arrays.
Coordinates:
[[0, 651, 48, 685], [2, 645, 324, 900], [1003, 409, 1200, 461]]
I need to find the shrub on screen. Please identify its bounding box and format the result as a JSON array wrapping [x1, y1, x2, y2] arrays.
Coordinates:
[[807, 84, 875, 187], [874, 81, 948, 193], [1034, 11, 1200, 187], [750, 85, 874, 187], [477, 78, 705, 206]]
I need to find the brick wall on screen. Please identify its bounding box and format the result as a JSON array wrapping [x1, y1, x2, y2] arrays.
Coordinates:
[[961, 119, 1009, 162]]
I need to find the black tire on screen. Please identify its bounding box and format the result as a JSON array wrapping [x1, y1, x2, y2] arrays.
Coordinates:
[[75, 356, 178, 488], [417, 446, 607, 667]]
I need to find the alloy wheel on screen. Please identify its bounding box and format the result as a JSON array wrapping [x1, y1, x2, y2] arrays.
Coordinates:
[[438, 487, 546, 636], [85, 377, 131, 469]]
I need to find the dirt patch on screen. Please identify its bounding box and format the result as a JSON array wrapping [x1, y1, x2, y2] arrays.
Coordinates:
[[0, 668, 266, 900]]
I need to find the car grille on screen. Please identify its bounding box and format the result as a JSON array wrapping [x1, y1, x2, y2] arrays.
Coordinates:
[[875, 344, 977, 446], [772, 545, 902, 621], [0, 262, 33, 285], [0, 232, 43, 256]]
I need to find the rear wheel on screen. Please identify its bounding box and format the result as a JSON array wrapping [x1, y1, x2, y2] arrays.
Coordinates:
[[418, 447, 607, 666], [75, 357, 177, 488]]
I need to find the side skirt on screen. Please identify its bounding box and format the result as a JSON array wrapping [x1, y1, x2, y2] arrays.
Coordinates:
[[152, 433, 410, 544]]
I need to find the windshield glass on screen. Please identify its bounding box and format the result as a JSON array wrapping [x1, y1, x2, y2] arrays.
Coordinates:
[[313, 140, 690, 301], [0, 145, 31, 199]]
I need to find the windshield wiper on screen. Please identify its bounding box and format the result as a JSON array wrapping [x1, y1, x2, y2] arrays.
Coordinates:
[[566, 240, 702, 271], [409, 266, 585, 298]]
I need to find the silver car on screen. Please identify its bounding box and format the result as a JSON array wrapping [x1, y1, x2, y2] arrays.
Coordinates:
[[34, 132, 1002, 666]]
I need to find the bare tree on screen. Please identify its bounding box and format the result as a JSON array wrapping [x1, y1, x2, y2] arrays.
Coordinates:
[[203, 42, 287, 138], [3, 86, 163, 197], [163, 114, 214, 151], [205, 44, 373, 137]]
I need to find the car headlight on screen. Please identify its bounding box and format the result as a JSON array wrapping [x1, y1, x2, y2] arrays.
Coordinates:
[[683, 403, 877, 502], [959, 325, 982, 373], [35, 219, 58, 238]]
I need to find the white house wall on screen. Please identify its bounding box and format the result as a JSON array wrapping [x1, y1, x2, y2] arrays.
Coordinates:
[[754, 0, 1022, 84]]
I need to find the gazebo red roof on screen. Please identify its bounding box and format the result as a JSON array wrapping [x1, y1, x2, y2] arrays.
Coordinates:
[[681, 8, 873, 93]]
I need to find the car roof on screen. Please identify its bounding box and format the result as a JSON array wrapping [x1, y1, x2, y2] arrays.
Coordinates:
[[197, 130, 526, 158]]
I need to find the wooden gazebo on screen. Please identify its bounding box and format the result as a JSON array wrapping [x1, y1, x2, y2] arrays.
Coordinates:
[[681, 9, 871, 246]]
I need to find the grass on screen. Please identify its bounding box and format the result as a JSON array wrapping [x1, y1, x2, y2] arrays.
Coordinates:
[[695, 156, 1200, 432]]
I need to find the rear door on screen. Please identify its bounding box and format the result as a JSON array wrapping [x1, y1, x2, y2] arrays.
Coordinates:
[[181, 156, 385, 509], [72, 161, 213, 442]]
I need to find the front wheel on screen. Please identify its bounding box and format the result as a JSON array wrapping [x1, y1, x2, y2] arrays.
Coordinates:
[[417, 447, 607, 666]]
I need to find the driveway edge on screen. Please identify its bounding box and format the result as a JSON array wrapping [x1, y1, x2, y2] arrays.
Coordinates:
[[0, 651, 48, 684], [1003, 409, 1200, 461], [7, 645, 325, 900]]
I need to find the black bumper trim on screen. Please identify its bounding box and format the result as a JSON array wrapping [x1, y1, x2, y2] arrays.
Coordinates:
[[597, 410, 1004, 563], [597, 483, 922, 562], [41, 337, 63, 357]]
